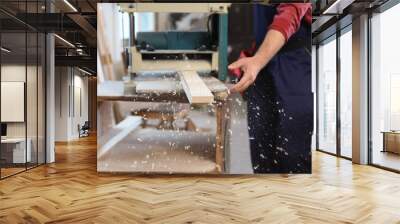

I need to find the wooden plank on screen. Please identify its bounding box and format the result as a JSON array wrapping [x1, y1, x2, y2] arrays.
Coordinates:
[[97, 5, 116, 81], [135, 60, 212, 72], [179, 70, 214, 104], [97, 81, 125, 97], [98, 116, 142, 159], [140, 49, 214, 54], [97, 78, 228, 103], [136, 80, 180, 94]]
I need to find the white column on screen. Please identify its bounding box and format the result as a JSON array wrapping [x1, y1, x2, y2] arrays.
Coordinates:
[[46, 33, 55, 163], [352, 14, 369, 164]]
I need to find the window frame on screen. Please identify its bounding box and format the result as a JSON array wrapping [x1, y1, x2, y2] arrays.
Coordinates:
[[367, 1, 400, 173], [315, 24, 353, 160]]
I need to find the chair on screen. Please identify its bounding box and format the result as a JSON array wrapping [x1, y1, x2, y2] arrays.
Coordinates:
[[79, 121, 90, 138]]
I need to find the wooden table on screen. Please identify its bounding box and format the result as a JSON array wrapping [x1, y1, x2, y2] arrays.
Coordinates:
[[382, 131, 400, 154], [97, 75, 229, 173]]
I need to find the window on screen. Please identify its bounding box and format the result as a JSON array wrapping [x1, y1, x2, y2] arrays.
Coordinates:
[[370, 3, 400, 171], [317, 37, 337, 154], [339, 29, 352, 158], [0, 1, 47, 179]]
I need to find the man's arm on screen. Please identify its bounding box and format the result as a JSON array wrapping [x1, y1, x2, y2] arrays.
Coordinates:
[[229, 3, 311, 93], [270, 4, 311, 41]]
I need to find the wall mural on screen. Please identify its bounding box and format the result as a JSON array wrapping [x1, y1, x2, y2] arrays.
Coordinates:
[[97, 3, 313, 174]]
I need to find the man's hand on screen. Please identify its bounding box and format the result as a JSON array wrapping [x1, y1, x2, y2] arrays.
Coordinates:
[[228, 56, 264, 93], [228, 29, 286, 93]]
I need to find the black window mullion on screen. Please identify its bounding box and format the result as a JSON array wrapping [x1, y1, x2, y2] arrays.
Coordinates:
[[0, 25, 2, 179], [44, 0, 47, 164], [367, 11, 373, 165], [36, 0, 39, 168], [25, 0, 28, 171], [316, 44, 320, 151], [337, 35, 340, 156]]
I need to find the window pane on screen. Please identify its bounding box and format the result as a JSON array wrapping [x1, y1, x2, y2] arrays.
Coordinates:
[[1, 31, 28, 177], [318, 38, 337, 154], [27, 31, 38, 169], [371, 4, 400, 171], [0, 0, 46, 179], [340, 30, 352, 158]]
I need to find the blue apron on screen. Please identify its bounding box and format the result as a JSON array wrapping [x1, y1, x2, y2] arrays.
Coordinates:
[[246, 5, 313, 173]]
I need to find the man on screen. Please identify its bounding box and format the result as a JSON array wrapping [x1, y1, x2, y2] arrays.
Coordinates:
[[229, 4, 312, 173]]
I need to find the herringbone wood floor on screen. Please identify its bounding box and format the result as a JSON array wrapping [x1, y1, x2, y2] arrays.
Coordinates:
[[1, 135, 400, 224]]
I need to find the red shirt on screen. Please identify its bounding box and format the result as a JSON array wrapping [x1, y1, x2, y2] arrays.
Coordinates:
[[269, 3, 312, 41]]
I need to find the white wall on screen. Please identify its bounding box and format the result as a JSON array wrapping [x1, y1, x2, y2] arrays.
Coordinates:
[[55, 66, 69, 141], [1, 64, 46, 164], [71, 74, 89, 138], [55, 67, 89, 141], [1, 65, 38, 138]]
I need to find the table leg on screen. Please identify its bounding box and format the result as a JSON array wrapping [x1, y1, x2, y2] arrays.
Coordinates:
[[97, 101, 116, 137], [215, 101, 227, 173]]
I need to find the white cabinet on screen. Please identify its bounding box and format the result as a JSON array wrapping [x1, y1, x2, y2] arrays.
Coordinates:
[[1, 138, 32, 163]]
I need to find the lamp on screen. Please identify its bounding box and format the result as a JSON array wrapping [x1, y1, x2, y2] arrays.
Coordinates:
[[54, 34, 75, 48], [1, 47, 11, 53], [63, 0, 78, 12], [78, 67, 93, 76]]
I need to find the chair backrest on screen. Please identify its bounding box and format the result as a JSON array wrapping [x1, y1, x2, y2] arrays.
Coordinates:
[[82, 121, 90, 129]]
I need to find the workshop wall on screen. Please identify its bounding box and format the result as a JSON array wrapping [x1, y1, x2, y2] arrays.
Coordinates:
[[55, 67, 89, 141]]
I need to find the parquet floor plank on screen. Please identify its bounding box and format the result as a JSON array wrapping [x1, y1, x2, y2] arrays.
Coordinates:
[[0, 135, 399, 223]]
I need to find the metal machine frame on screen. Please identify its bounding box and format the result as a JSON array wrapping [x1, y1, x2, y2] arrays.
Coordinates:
[[118, 3, 230, 80]]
